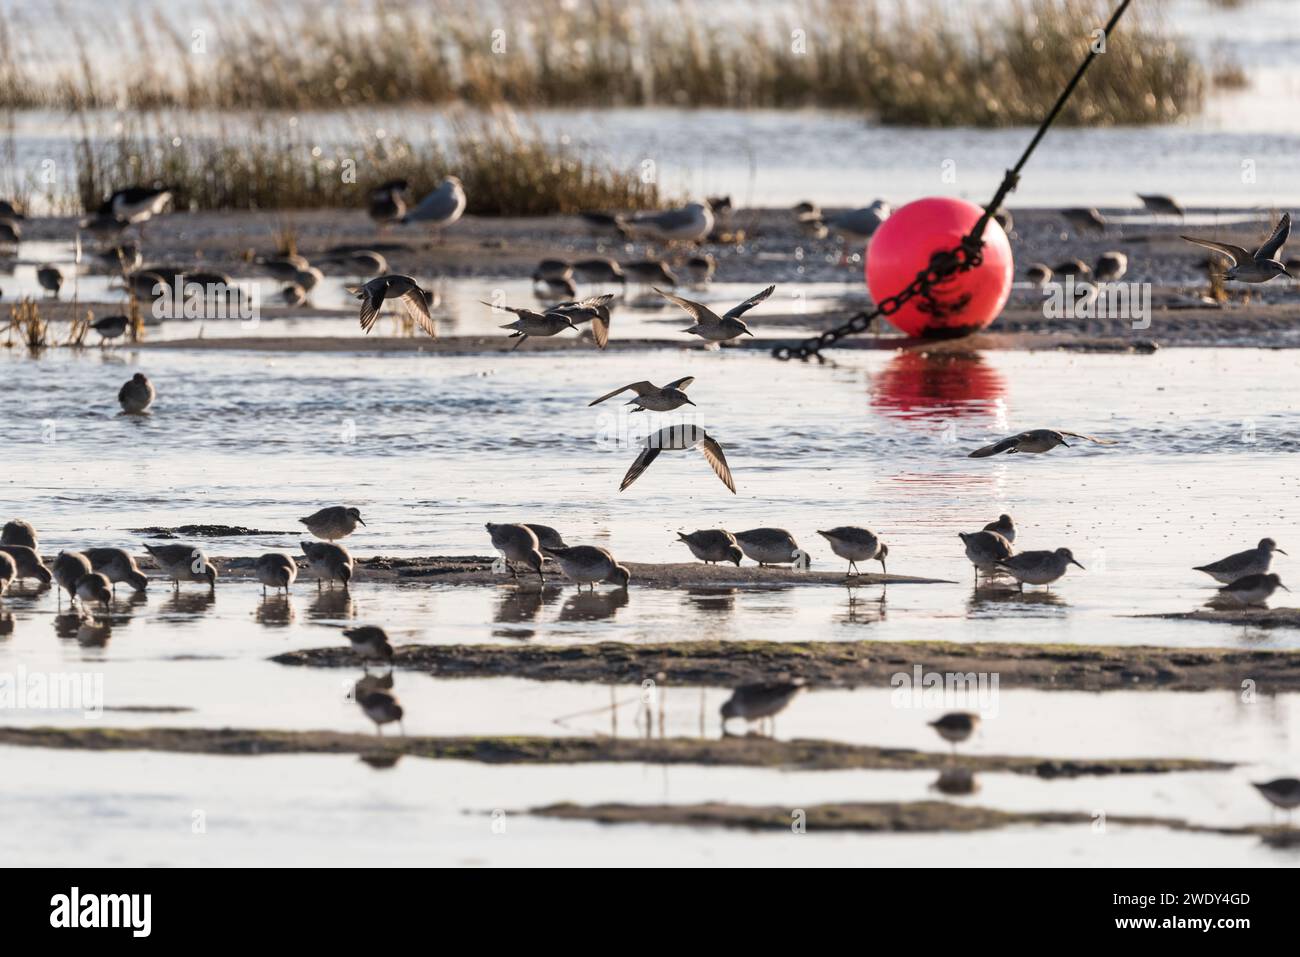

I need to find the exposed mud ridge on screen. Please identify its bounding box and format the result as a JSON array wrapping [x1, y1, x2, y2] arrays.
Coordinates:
[[529, 801, 1296, 843], [1138, 608, 1300, 629], [132, 524, 293, 538], [271, 639, 1300, 692], [0, 727, 1229, 777]]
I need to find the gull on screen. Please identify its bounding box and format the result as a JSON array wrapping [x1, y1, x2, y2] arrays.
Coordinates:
[[550, 293, 616, 349], [588, 376, 695, 412], [1094, 251, 1128, 282], [485, 523, 545, 582], [118, 373, 155, 414], [817, 527, 888, 576], [721, 680, 805, 735], [676, 529, 742, 566], [958, 529, 1013, 583], [254, 553, 298, 596], [84, 547, 149, 594], [968, 429, 1114, 457], [541, 545, 631, 591], [351, 274, 436, 337], [620, 424, 735, 493], [1061, 207, 1107, 235], [995, 548, 1084, 591], [299, 506, 365, 542], [733, 528, 803, 566], [1194, 538, 1285, 584], [657, 284, 774, 342], [818, 200, 891, 243], [488, 303, 577, 351], [929, 712, 979, 752], [1216, 573, 1288, 607], [625, 202, 714, 243], [402, 176, 467, 236], [1182, 212, 1293, 283], [342, 625, 395, 670], [1, 519, 38, 550], [145, 544, 217, 591], [300, 541, 353, 590], [37, 265, 62, 297], [0, 544, 52, 585]]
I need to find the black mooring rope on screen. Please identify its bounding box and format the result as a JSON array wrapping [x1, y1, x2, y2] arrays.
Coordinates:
[[773, 0, 1135, 361]]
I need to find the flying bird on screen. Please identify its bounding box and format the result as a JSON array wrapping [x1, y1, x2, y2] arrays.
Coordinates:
[[349, 274, 436, 337], [589, 377, 695, 412], [620, 424, 735, 493], [1181, 212, 1292, 283], [488, 302, 578, 351], [657, 284, 774, 342], [550, 294, 616, 349], [967, 429, 1115, 458]]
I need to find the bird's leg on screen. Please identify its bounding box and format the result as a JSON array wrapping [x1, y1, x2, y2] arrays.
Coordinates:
[[509, 334, 528, 352]]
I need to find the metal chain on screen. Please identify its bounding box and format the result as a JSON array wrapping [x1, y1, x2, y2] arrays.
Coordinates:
[[772, 0, 1132, 362]]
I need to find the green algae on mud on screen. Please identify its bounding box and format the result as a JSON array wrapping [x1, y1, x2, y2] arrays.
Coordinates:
[[271, 639, 1300, 692], [0, 727, 1230, 777]]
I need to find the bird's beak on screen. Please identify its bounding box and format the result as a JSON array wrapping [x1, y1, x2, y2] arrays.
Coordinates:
[[1281, 583, 1292, 592], [357, 518, 367, 527], [1060, 439, 1071, 448], [1071, 559, 1086, 569], [1277, 548, 1288, 555], [743, 329, 754, 336], [685, 398, 697, 406]]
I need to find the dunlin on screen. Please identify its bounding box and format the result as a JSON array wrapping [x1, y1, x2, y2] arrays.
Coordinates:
[[579, 211, 631, 239], [0, 219, 20, 246], [254, 254, 310, 282], [52, 551, 93, 603], [324, 249, 389, 278], [817, 527, 888, 576], [299, 506, 365, 542], [1025, 262, 1053, 286], [94, 244, 141, 273], [146, 544, 217, 591], [626, 202, 714, 243], [300, 541, 353, 590], [676, 529, 742, 565], [1194, 538, 1284, 584], [84, 548, 148, 594], [1182, 212, 1292, 283], [996, 548, 1084, 590], [75, 572, 113, 610], [91, 314, 130, 344], [929, 712, 979, 752], [1, 519, 38, 550], [402, 176, 467, 235], [1217, 573, 1288, 607], [342, 625, 395, 669], [573, 258, 625, 285], [523, 524, 568, 550], [721, 680, 804, 734], [993, 208, 1014, 234], [658, 284, 774, 342], [589, 376, 695, 412], [1138, 193, 1183, 218], [118, 373, 155, 414], [984, 514, 1016, 544], [254, 552, 298, 595], [491, 304, 577, 351], [542, 545, 630, 591], [36, 265, 62, 297], [0, 544, 52, 585], [968, 429, 1114, 457], [550, 293, 616, 349], [623, 259, 678, 287], [958, 530, 1013, 583], [368, 179, 408, 225], [281, 284, 308, 307], [1094, 251, 1128, 282], [620, 424, 735, 493], [123, 270, 167, 300], [733, 528, 803, 567], [485, 523, 545, 582], [1061, 207, 1107, 235], [532, 259, 573, 283], [351, 274, 436, 337], [358, 689, 405, 736], [686, 253, 716, 284], [1253, 778, 1300, 821], [534, 275, 578, 299], [0, 552, 14, 597]]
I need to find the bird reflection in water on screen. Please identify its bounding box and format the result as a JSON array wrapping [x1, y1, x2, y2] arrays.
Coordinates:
[[967, 584, 1066, 617], [931, 767, 979, 796], [720, 679, 805, 738], [0, 610, 13, 637], [161, 590, 216, 617], [558, 586, 629, 622], [682, 587, 736, 615], [256, 594, 295, 627], [492, 584, 562, 639], [308, 589, 355, 621], [841, 587, 886, 624]]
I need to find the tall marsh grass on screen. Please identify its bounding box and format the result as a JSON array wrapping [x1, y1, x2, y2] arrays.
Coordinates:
[[2, 0, 1205, 127]]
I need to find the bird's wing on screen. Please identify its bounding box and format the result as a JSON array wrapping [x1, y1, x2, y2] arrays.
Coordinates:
[[664, 376, 695, 392], [398, 288, 437, 338], [632, 208, 690, 230], [619, 447, 661, 491], [404, 182, 456, 223], [555, 293, 615, 311], [967, 435, 1020, 458], [481, 301, 538, 319], [590, 311, 610, 349], [1180, 236, 1249, 267], [1255, 212, 1291, 260], [723, 284, 776, 320], [697, 435, 736, 493], [589, 382, 655, 406], [654, 288, 715, 324], [358, 290, 382, 333], [1058, 431, 1116, 445]]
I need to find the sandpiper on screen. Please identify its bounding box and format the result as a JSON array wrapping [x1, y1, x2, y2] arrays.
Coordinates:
[[299, 506, 365, 541], [721, 680, 805, 734], [686, 253, 716, 284], [1253, 778, 1300, 821], [523, 524, 568, 551], [589, 376, 695, 412], [342, 625, 395, 669], [626, 202, 714, 244], [300, 541, 353, 590], [91, 314, 130, 345], [623, 259, 678, 287], [402, 176, 467, 236], [532, 259, 573, 283], [0, 219, 20, 246], [996, 548, 1084, 591], [1194, 538, 1284, 584], [993, 208, 1014, 234], [358, 689, 404, 736], [485, 523, 545, 582], [1, 519, 38, 550], [368, 180, 408, 225], [0, 544, 52, 585], [1061, 207, 1106, 235], [534, 275, 578, 299], [676, 529, 742, 565], [968, 429, 1114, 457], [929, 712, 979, 752], [658, 284, 774, 342], [983, 514, 1016, 544], [254, 254, 310, 282], [958, 529, 1014, 583], [542, 545, 630, 591], [1138, 193, 1183, 218], [118, 373, 155, 414], [75, 572, 113, 610], [550, 293, 616, 349], [1053, 258, 1091, 277], [326, 249, 389, 279], [36, 265, 63, 298], [1094, 251, 1128, 282], [572, 258, 625, 285], [1217, 573, 1288, 607], [1182, 212, 1292, 283], [281, 284, 308, 307], [620, 424, 735, 493], [52, 551, 93, 604], [817, 527, 888, 576], [350, 274, 436, 337], [145, 544, 217, 591], [254, 552, 298, 595], [578, 210, 630, 239], [0, 552, 14, 597], [1025, 262, 1052, 286], [84, 548, 148, 594], [733, 528, 803, 567], [490, 303, 578, 351], [0, 199, 23, 219], [123, 270, 167, 300]]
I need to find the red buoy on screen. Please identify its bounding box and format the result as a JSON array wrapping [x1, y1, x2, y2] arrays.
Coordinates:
[[865, 197, 1013, 338]]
